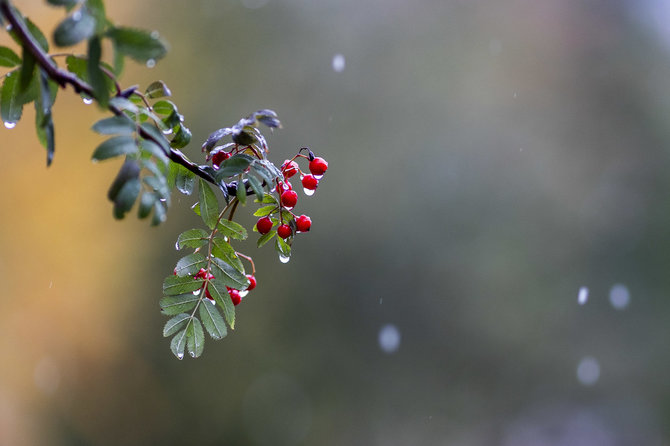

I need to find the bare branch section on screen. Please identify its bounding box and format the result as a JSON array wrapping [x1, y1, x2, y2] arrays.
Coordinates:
[[0, 0, 217, 185]]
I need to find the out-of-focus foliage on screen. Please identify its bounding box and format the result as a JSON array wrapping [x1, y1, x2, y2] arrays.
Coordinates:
[[2, 0, 670, 445]]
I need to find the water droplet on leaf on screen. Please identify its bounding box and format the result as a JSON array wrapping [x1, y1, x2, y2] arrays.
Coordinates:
[[72, 10, 82, 20], [279, 253, 290, 263], [146, 59, 156, 68], [314, 174, 324, 180], [162, 127, 173, 135], [303, 188, 315, 196], [239, 290, 249, 298], [82, 97, 93, 105], [177, 353, 184, 360], [3, 121, 16, 129]]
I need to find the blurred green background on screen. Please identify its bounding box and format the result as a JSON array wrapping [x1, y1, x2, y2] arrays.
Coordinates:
[[2, 0, 670, 444]]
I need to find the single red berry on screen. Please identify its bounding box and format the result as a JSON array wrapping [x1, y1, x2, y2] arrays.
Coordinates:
[[229, 288, 242, 306], [277, 224, 292, 239], [295, 214, 312, 232], [309, 157, 328, 176], [301, 174, 318, 190], [173, 268, 178, 275], [211, 150, 231, 168], [281, 190, 298, 208], [282, 159, 299, 178], [246, 274, 257, 291], [257, 216, 274, 234]]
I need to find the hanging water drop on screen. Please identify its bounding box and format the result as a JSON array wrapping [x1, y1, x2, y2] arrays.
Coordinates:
[[303, 188, 315, 196], [175, 241, 180, 250], [314, 174, 324, 180], [177, 352, 184, 360], [578, 286, 589, 305], [239, 290, 249, 298], [72, 10, 82, 20], [146, 59, 156, 68], [279, 253, 290, 263], [3, 121, 16, 129], [5, 24, 12, 31], [151, 30, 160, 39], [162, 127, 173, 135], [190, 351, 196, 358], [82, 97, 93, 105]]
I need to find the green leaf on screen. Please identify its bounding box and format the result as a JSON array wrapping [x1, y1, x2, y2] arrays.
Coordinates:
[[257, 230, 276, 247], [53, 8, 96, 47], [107, 159, 140, 201], [207, 279, 235, 329], [217, 219, 247, 240], [251, 161, 278, 185], [18, 46, 35, 93], [139, 123, 169, 152], [107, 26, 168, 62], [198, 179, 219, 229], [160, 293, 200, 315], [139, 138, 169, 166], [152, 99, 176, 116], [112, 41, 124, 75], [92, 136, 138, 161], [236, 175, 247, 205], [92, 116, 136, 135], [211, 257, 249, 290], [1, 72, 23, 127], [86, 0, 106, 34], [276, 236, 291, 257], [138, 192, 155, 219], [163, 275, 204, 296], [175, 165, 196, 195], [199, 300, 227, 340], [87, 36, 108, 107], [151, 200, 167, 226], [253, 205, 277, 217], [246, 174, 264, 199], [0, 47, 20, 68], [175, 253, 207, 276], [170, 329, 187, 359], [163, 313, 190, 337], [170, 125, 191, 148], [176, 229, 209, 249], [25, 18, 49, 52], [215, 154, 253, 179], [47, 0, 78, 7], [186, 318, 204, 358], [35, 70, 55, 166], [258, 193, 279, 205], [112, 177, 140, 219], [211, 237, 245, 273], [145, 80, 171, 99]]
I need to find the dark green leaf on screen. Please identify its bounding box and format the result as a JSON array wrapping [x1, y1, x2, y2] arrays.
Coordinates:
[[207, 279, 235, 329], [47, 0, 78, 7], [1, 72, 23, 126], [0, 46, 20, 67], [151, 200, 167, 226], [35, 70, 55, 166], [112, 177, 140, 219], [251, 161, 277, 185], [253, 205, 277, 217], [112, 42, 124, 75], [199, 300, 227, 339], [215, 154, 254, 179], [170, 125, 191, 148], [86, 0, 106, 34], [92, 135, 138, 161], [160, 293, 199, 315], [92, 116, 136, 135], [236, 176, 247, 205], [109, 96, 138, 113], [138, 192, 155, 219], [163, 313, 190, 337], [139, 122, 169, 152], [152, 99, 176, 116], [163, 274, 203, 296], [211, 237, 245, 273], [107, 159, 140, 201], [139, 138, 169, 166], [170, 329, 187, 359], [53, 8, 96, 47], [18, 46, 35, 93], [211, 257, 249, 290], [276, 236, 291, 257], [257, 230, 276, 247], [202, 127, 233, 152], [145, 80, 171, 99], [186, 318, 204, 358], [175, 253, 207, 276], [25, 18, 49, 52], [176, 228, 209, 249], [175, 165, 195, 195], [198, 179, 219, 229], [246, 174, 264, 199], [107, 26, 168, 62], [217, 219, 247, 240], [232, 127, 256, 145], [87, 36, 108, 107]]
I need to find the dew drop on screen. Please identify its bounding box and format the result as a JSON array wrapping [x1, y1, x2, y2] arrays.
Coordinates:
[[151, 30, 160, 39], [82, 97, 93, 105], [3, 121, 16, 129], [303, 187, 315, 196], [146, 59, 156, 68], [578, 286, 589, 305], [162, 127, 173, 135], [239, 290, 249, 298], [5, 24, 12, 31], [279, 253, 290, 263], [190, 351, 196, 358], [192, 290, 200, 295], [175, 241, 180, 250], [177, 353, 184, 360], [332, 53, 345, 72], [159, 198, 167, 203], [314, 174, 324, 180], [284, 205, 294, 211], [72, 10, 82, 20]]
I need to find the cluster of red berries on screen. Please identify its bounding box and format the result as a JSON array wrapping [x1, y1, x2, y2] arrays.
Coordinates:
[[256, 154, 328, 240], [193, 268, 256, 306]]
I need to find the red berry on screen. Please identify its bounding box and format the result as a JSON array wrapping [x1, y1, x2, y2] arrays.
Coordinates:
[[277, 180, 292, 192], [229, 288, 241, 306], [281, 190, 298, 208], [282, 160, 299, 178], [295, 214, 312, 232], [257, 216, 273, 234], [277, 224, 292, 239], [301, 174, 318, 190], [211, 150, 231, 168], [309, 157, 328, 176], [205, 287, 214, 301], [194, 268, 214, 281], [246, 274, 257, 291]]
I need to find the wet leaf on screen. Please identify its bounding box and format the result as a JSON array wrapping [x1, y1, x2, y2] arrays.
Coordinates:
[[137, 192, 155, 219], [107, 26, 168, 62], [217, 219, 247, 240], [0, 46, 20, 67], [92, 135, 138, 161], [253, 205, 277, 217], [145, 80, 171, 99], [186, 318, 204, 358], [170, 328, 187, 359], [163, 313, 190, 337], [215, 154, 254, 179], [176, 228, 209, 250], [170, 125, 191, 148], [175, 164, 196, 195], [207, 279, 236, 329], [211, 237, 245, 273], [87, 36, 108, 106], [160, 293, 199, 315], [257, 230, 276, 247], [174, 253, 207, 276], [211, 257, 249, 290], [198, 179, 219, 229], [107, 159, 140, 201], [112, 177, 140, 219], [163, 275, 204, 296], [199, 300, 227, 340], [53, 7, 96, 46], [92, 115, 136, 135]]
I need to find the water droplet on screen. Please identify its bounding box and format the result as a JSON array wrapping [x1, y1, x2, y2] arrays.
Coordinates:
[[146, 59, 156, 68], [175, 241, 180, 250], [72, 10, 82, 20], [82, 97, 93, 105], [284, 205, 294, 211], [314, 174, 324, 180], [332, 53, 345, 72], [609, 283, 630, 310], [177, 353, 184, 360], [5, 24, 12, 31], [578, 286, 589, 305], [192, 290, 200, 295], [3, 121, 16, 129], [576, 356, 600, 386], [159, 198, 167, 203], [239, 290, 249, 298], [162, 127, 173, 135], [190, 351, 196, 358], [303, 188, 315, 196], [151, 30, 160, 39], [279, 253, 290, 263], [378, 324, 401, 353]]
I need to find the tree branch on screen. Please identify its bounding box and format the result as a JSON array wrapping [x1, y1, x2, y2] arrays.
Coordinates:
[[0, 0, 220, 186]]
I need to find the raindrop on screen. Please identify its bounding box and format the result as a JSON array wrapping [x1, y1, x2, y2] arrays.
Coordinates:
[[578, 286, 589, 305], [609, 284, 630, 310], [3, 121, 16, 129], [332, 53, 345, 72], [146, 59, 156, 68], [279, 253, 290, 263], [82, 97, 93, 105], [314, 174, 324, 180], [378, 324, 401, 354], [192, 290, 200, 295], [72, 10, 82, 20], [576, 356, 600, 386], [177, 353, 184, 360], [239, 290, 249, 298], [190, 351, 196, 358], [162, 127, 173, 135], [303, 188, 315, 196], [159, 198, 167, 202], [175, 241, 180, 250], [284, 205, 294, 211], [5, 24, 12, 31], [151, 30, 160, 39]]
